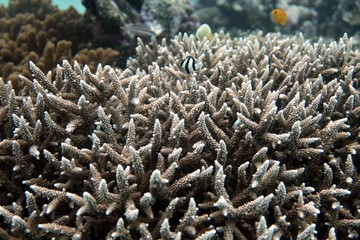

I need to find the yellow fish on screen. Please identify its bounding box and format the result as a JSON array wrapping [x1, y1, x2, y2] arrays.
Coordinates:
[[271, 8, 287, 26], [196, 24, 213, 41]]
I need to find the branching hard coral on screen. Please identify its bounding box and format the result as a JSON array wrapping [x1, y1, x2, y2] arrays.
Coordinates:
[[0, 31, 359, 239], [0, 0, 119, 93]]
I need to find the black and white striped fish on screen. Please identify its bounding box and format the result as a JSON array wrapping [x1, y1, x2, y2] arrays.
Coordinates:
[[181, 56, 196, 74]]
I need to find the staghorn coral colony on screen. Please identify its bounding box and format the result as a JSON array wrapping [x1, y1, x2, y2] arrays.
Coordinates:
[[0, 29, 360, 239]]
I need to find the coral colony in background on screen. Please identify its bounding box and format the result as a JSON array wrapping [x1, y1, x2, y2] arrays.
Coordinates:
[[194, 0, 360, 42], [0, 0, 120, 93], [0, 0, 360, 240]]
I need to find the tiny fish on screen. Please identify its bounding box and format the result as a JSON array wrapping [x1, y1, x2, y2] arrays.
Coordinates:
[[271, 8, 287, 26], [181, 56, 196, 74], [196, 24, 213, 41], [121, 23, 155, 37]]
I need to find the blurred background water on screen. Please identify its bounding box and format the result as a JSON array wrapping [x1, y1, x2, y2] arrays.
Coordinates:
[[0, 0, 85, 12]]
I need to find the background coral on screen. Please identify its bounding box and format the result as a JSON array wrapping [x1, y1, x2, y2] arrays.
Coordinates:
[[0, 31, 359, 239], [140, 0, 198, 37], [194, 0, 360, 43], [0, 0, 119, 92], [82, 0, 198, 45]]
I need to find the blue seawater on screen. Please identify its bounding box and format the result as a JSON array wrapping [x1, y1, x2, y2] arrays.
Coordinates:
[[0, 0, 85, 13]]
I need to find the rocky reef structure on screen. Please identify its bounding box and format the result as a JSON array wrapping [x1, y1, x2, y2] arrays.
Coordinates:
[[140, 0, 197, 37], [82, 0, 198, 44], [0, 31, 359, 239], [0, 0, 120, 93], [194, 0, 360, 42], [195, 0, 273, 34]]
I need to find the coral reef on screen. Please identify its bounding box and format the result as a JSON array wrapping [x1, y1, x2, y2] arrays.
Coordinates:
[[195, 0, 274, 34], [0, 0, 119, 92], [194, 0, 360, 42], [0, 31, 360, 239], [141, 0, 197, 37], [82, 0, 198, 44]]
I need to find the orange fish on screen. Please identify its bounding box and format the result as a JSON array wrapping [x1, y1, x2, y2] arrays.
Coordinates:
[[271, 8, 287, 26]]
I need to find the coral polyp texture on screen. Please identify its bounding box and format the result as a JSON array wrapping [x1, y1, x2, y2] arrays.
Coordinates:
[[0, 32, 360, 239]]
